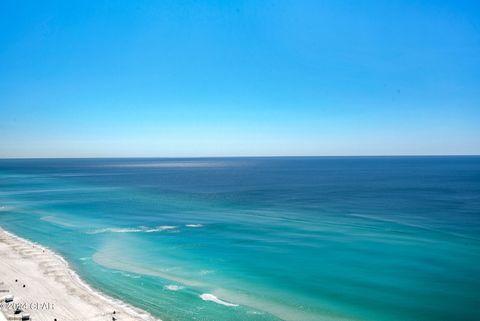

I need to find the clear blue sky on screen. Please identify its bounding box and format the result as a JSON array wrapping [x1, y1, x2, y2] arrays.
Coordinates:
[[1, 0, 479, 157]]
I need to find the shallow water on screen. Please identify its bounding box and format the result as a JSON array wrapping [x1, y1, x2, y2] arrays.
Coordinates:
[[0, 157, 479, 321]]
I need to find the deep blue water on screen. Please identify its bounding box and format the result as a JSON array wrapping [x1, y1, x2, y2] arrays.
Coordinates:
[[0, 157, 479, 321]]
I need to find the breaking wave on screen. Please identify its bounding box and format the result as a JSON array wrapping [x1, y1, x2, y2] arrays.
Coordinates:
[[186, 224, 203, 228], [200, 293, 239, 307]]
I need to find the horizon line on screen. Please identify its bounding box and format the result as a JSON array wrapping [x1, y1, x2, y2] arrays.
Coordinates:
[[0, 154, 479, 160]]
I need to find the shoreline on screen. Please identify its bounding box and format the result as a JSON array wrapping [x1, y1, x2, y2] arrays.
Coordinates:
[[0, 227, 159, 321]]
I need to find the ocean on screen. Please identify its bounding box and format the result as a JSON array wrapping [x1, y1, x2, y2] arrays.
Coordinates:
[[0, 157, 479, 321]]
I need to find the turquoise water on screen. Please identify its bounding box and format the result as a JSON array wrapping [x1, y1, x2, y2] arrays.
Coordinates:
[[0, 157, 479, 321]]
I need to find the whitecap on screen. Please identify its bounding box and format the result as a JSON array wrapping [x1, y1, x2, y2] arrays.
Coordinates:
[[88, 227, 144, 234], [200, 293, 239, 307], [186, 224, 203, 228], [164, 285, 183, 291], [145, 226, 177, 232]]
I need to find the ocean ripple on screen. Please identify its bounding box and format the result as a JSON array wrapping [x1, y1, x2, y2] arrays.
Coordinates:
[[88, 226, 177, 234]]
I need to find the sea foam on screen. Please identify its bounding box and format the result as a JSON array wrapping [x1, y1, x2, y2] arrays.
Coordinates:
[[186, 224, 203, 228], [164, 285, 183, 291], [200, 293, 239, 307]]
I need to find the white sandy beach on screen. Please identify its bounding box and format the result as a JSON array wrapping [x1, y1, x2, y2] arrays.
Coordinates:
[[0, 228, 158, 321]]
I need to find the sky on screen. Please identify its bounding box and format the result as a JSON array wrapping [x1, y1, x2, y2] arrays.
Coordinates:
[[0, 0, 479, 157]]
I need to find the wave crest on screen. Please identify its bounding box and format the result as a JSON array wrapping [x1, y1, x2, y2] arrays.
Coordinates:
[[186, 224, 203, 228], [200, 293, 239, 307]]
